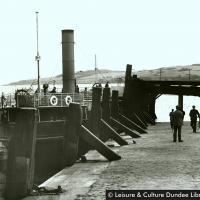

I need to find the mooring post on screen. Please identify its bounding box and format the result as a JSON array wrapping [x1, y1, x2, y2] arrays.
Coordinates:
[[99, 87, 111, 141], [111, 90, 119, 119], [89, 86, 102, 138], [6, 108, 37, 200], [102, 87, 111, 122], [100, 87, 129, 144], [77, 87, 102, 159], [110, 90, 141, 138], [148, 97, 157, 121], [64, 102, 82, 166], [125, 64, 132, 82]]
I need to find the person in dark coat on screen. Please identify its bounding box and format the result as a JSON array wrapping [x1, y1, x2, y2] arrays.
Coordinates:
[[50, 86, 56, 93], [169, 109, 174, 130], [105, 81, 109, 88], [75, 85, 79, 93], [43, 84, 49, 95], [189, 105, 200, 133], [171, 105, 183, 142]]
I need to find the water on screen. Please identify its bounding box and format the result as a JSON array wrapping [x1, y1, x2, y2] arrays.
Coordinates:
[[0, 84, 199, 122], [156, 95, 200, 122]]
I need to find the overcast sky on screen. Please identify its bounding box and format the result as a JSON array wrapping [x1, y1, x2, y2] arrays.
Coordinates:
[[1, 0, 200, 85]]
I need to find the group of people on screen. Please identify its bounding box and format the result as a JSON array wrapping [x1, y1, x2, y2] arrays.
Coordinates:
[[169, 105, 200, 142]]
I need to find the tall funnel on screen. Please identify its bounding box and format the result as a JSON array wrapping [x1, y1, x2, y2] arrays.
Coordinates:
[[62, 29, 75, 93]]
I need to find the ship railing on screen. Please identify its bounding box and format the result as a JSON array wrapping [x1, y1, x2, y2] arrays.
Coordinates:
[[15, 92, 93, 108], [0, 94, 16, 108], [0, 92, 93, 109]]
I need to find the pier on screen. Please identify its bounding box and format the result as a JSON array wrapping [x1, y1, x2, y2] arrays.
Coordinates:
[[22, 122, 200, 199], [1, 29, 200, 200]]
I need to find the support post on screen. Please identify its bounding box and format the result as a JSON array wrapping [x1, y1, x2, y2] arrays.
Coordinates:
[[178, 94, 183, 110], [5, 108, 37, 200], [125, 64, 132, 82], [100, 87, 111, 141], [148, 97, 157, 120], [64, 103, 82, 166], [102, 87, 111, 122], [89, 87, 102, 138], [111, 90, 119, 119]]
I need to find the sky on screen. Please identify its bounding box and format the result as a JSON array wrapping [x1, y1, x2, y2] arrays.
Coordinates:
[[1, 0, 200, 85]]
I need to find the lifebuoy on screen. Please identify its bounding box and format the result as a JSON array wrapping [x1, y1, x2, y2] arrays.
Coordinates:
[[50, 95, 58, 106], [65, 95, 72, 106]]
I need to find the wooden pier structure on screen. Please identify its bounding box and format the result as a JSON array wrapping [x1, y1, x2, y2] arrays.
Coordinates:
[[1, 28, 200, 199], [123, 64, 200, 125]]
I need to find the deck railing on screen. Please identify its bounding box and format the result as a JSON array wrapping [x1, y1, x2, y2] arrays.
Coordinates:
[[0, 92, 93, 109]]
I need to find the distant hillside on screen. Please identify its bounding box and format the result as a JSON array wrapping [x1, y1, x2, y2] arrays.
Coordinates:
[[6, 64, 200, 86], [7, 69, 125, 85], [136, 64, 200, 81]]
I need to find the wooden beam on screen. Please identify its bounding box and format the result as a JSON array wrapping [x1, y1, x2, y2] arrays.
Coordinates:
[[142, 111, 156, 125], [80, 125, 121, 161], [100, 119, 128, 146], [118, 113, 147, 134], [110, 117, 140, 138], [131, 113, 147, 129]]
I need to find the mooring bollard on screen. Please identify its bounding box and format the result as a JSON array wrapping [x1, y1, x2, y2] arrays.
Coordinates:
[[102, 87, 111, 122], [64, 102, 82, 166], [100, 87, 129, 145], [125, 64, 132, 82], [111, 90, 119, 119], [100, 87, 111, 141], [5, 108, 37, 200], [88, 87, 102, 138]]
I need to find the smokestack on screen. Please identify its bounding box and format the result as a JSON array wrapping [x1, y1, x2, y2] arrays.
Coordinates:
[[62, 29, 75, 93]]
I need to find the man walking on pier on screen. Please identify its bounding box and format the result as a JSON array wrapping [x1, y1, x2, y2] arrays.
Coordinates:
[[171, 106, 183, 142], [189, 105, 200, 133]]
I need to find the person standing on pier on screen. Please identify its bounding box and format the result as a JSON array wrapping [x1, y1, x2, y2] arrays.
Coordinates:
[[189, 105, 200, 133], [169, 109, 174, 130], [171, 106, 183, 142]]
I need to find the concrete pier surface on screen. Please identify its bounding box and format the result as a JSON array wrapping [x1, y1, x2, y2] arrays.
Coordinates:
[[13, 122, 200, 199]]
